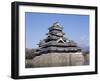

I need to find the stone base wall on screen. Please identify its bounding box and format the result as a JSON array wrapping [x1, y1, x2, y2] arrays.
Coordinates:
[[29, 52, 84, 67]]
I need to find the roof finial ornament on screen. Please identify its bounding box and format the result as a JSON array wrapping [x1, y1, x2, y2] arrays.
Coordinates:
[[53, 22, 60, 26]]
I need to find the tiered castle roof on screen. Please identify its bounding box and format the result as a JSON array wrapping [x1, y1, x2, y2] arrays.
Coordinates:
[[35, 22, 82, 55]]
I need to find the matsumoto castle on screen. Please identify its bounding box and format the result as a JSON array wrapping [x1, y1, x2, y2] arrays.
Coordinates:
[[26, 22, 85, 67], [35, 22, 82, 55]]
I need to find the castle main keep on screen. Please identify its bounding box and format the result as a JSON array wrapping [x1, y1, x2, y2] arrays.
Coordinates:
[[26, 22, 85, 67]]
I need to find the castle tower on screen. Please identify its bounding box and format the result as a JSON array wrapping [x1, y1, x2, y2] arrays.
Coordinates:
[[38, 22, 81, 54], [31, 22, 84, 67]]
